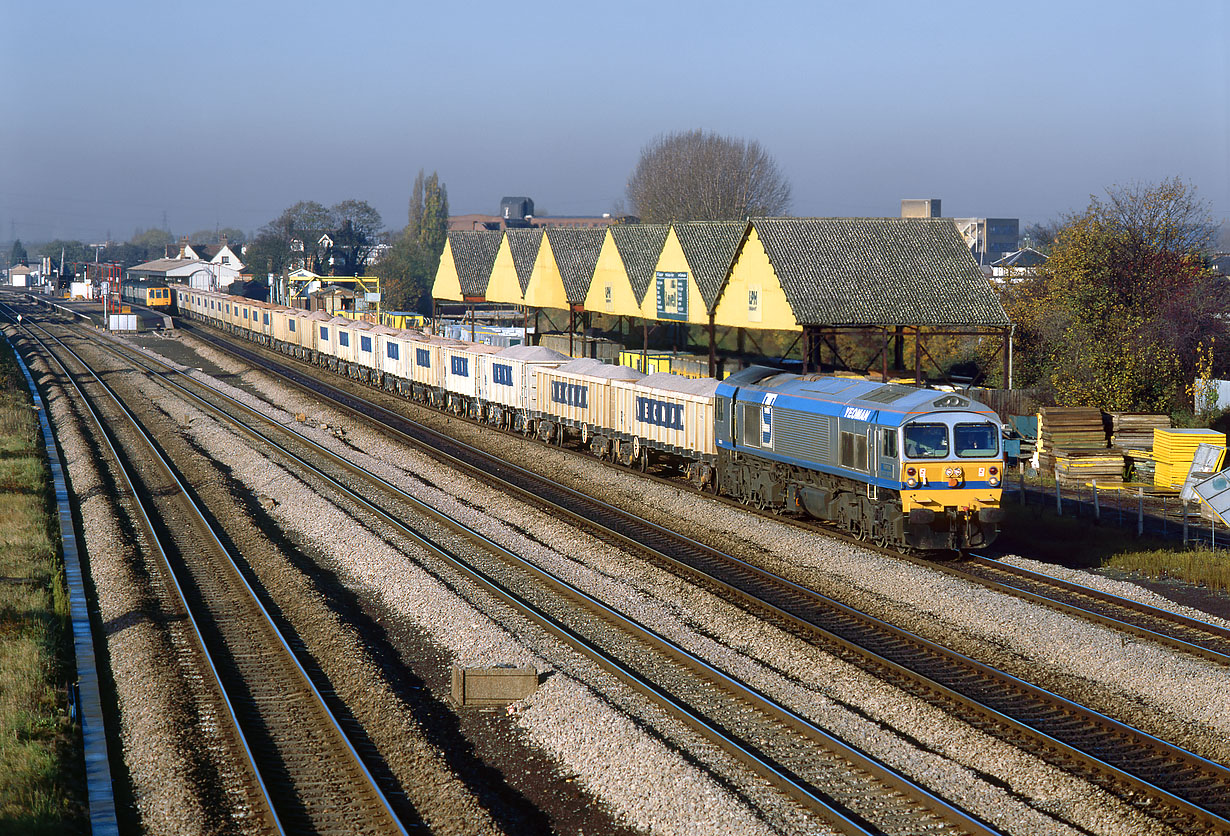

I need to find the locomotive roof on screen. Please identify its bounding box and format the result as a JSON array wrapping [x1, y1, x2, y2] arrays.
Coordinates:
[[720, 366, 997, 420]]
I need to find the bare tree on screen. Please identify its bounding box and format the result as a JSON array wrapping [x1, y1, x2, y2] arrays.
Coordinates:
[[626, 130, 791, 222], [1093, 177, 1218, 256]]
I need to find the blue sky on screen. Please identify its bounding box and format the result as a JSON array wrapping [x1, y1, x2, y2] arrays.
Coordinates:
[[3, 0, 1227, 244]]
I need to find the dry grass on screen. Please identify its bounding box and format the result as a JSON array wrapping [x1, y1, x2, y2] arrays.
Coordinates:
[[0, 340, 84, 833]]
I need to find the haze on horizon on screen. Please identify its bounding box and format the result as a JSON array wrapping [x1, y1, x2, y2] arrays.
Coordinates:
[[3, 0, 1227, 246]]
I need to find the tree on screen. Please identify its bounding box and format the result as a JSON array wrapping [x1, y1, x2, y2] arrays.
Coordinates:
[[37, 240, 91, 274], [329, 200, 383, 276], [10, 239, 27, 266], [187, 227, 247, 247], [407, 169, 425, 240], [999, 179, 1226, 413], [1021, 220, 1062, 253], [372, 231, 434, 313], [413, 172, 449, 256], [253, 201, 333, 274], [625, 129, 792, 222]]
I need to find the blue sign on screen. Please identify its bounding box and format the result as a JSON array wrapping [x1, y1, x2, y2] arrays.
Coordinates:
[[451, 355, 469, 377], [636, 396, 684, 430], [655, 271, 688, 321], [551, 381, 588, 408], [492, 363, 513, 386], [416, 348, 431, 368]]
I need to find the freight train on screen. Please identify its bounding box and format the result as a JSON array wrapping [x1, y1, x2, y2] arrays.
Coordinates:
[[173, 287, 1003, 551]]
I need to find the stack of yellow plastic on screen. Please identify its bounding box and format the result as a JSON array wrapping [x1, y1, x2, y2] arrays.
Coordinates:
[[1153, 428, 1227, 487]]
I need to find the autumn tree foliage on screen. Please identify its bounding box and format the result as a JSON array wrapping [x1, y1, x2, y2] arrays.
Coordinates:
[[1001, 179, 1225, 413], [625, 130, 791, 222]]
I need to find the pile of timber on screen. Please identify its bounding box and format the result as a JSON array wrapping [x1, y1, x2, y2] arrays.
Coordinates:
[[1037, 407, 1108, 472], [1109, 413, 1171, 450], [1054, 452, 1125, 486]]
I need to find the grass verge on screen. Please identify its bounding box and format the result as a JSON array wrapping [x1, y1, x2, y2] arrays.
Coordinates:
[[993, 497, 1230, 593], [0, 336, 85, 834]]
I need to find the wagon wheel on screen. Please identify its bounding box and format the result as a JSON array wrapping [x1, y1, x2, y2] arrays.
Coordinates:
[[637, 451, 649, 472], [581, 424, 589, 445]]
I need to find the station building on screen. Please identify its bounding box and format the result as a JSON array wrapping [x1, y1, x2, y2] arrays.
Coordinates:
[[431, 217, 1012, 385]]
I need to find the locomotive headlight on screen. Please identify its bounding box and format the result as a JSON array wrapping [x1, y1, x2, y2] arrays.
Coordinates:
[[905, 466, 918, 489], [988, 466, 1000, 487], [944, 467, 955, 478]]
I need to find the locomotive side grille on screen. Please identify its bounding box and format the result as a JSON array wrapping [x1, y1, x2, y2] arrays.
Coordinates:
[[772, 407, 832, 462]]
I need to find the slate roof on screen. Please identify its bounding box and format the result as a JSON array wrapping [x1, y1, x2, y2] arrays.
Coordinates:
[[545, 228, 607, 304], [672, 221, 747, 312], [447, 231, 503, 298], [506, 228, 544, 294], [609, 224, 669, 305], [991, 247, 1048, 268], [751, 218, 1010, 327]]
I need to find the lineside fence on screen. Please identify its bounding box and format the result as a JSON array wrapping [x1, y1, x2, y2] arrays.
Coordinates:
[[1007, 470, 1228, 550]]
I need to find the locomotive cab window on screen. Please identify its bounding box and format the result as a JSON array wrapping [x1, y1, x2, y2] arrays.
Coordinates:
[[881, 428, 898, 459], [903, 423, 949, 458], [954, 423, 999, 457]]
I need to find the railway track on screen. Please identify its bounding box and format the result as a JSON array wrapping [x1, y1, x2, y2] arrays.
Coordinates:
[[16, 303, 1010, 835], [156, 313, 1230, 834], [952, 555, 1230, 665], [7, 312, 413, 835]]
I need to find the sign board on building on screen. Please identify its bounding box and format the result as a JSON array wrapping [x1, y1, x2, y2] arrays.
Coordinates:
[[655, 271, 688, 321]]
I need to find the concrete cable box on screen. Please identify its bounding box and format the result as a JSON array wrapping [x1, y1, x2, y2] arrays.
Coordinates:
[[451, 664, 538, 707]]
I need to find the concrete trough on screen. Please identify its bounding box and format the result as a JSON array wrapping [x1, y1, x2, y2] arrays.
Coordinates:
[[451, 664, 538, 707]]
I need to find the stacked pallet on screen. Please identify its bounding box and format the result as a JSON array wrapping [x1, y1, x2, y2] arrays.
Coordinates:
[[1153, 428, 1227, 488], [1037, 407, 1108, 472], [1109, 413, 1171, 450], [1054, 452, 1125, 486]]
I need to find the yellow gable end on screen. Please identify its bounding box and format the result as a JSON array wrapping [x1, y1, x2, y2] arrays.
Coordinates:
[[485, 235, 523, 305], [585, 234, 642, 317], [714, 225, 800, 332], [642, 228, 709, 325], [523, 235, 570, 311], [431, 240, 464, 302]]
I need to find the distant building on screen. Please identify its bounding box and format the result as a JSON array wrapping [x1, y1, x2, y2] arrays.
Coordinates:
[[901, 198, 1019, 267], [8, 264, 37, 286], [173, 235, 246, 273], [990, 247, 1048, 281], [449, 195, 636, 232]]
